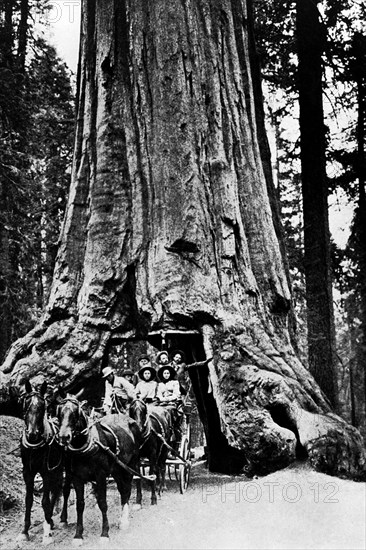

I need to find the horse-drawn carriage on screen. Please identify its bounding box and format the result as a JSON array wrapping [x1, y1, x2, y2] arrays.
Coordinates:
[[139, 401, 192, 494], [17, 329, 207, 544]]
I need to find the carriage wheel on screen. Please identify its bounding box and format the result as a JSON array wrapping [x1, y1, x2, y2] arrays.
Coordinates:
[[178, 438, 191, 494]]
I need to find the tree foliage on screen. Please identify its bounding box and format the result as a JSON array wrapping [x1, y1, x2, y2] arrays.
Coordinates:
[[0, 1, 74, 362], [253, 0, 365, 428]]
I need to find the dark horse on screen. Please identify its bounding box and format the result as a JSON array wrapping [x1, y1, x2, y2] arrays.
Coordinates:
[[18, 380, 64, 545], [57, 392, 141, 545], [129, 399, 172, 504]]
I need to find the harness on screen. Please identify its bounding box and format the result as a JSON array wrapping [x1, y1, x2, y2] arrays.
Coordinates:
[[20, 390, 62, 471], [149, 412, 166, 437], [110, 391, 128, 414], [58, 395, 156, 483], [21, 416, 58, 449], [130, 399, 152, 449], [57, 396, 99, 456]]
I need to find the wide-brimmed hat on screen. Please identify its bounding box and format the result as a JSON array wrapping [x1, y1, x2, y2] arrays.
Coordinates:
[[157, 365, 176, 381], [137, 354, 151, 363], [122, 369, 134, 377], [102, 366, 114, 378], [138, 366, 156, 380], [171, 349, 186, 363], [155, 350, 170, 365]]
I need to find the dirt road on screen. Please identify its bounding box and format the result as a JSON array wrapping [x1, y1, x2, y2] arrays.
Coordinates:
[[0, 461, 365, 550]]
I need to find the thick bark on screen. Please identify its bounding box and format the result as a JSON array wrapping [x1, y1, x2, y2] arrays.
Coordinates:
[[296, 0, 338, 407], [1, 0, 365, 478]]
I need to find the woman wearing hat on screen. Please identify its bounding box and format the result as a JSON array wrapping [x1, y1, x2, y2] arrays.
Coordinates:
[[156, 364, 181, 404], [135, 355, 158, 403], [156, 364, 183, 454]]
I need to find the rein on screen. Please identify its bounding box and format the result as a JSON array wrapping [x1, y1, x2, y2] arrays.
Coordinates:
[[21, 391, 55, 449], [58, 396, 155, 483], [57, 396, 97, 454], [149, 412, 166, 437], [20, 390, 63, 471], [130, 399, 151, 447]]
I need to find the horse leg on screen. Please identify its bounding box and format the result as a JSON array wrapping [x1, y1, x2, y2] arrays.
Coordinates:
[[72, 478, 85, 546], [114, 471, 133, 531], [94, 474, 109, 541], [41, 476, 54, 545], [18, 472, 34, 541], [49, 470, 63, 515], [158, 445, 168, 495], [135, 477, 142, 509], [60, 470, 72, 526], [148, 451, 158, 505]]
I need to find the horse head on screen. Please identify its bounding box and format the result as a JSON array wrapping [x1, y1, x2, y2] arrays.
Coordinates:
[[129, 398, 150, 437], [21, 380, 47, 444], [57, 389, 88, 448]]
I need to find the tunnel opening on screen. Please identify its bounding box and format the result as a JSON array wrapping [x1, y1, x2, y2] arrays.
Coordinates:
[[189, 358, 248, 474], [266, 403, 308, 460], [93, 328, 248, 474]]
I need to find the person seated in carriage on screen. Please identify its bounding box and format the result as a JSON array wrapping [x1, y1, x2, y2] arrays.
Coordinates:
[[135, 355, 158, 404], [121, 368, 136, 387], [101, 366, 136, 414], [156, 364, 181, 403], [156, 361, 183, 448]]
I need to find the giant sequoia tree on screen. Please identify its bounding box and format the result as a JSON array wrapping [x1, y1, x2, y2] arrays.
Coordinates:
[[1, 0, 365, 477]]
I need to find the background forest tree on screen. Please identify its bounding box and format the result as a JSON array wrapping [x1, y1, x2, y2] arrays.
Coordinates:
[[0, 0, 75, 362], [0, 0, 365, 477], [253, 0, 366, 437]]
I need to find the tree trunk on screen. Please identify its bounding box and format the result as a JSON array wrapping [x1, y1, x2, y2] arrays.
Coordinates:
[[17, 0, 29, 71], [353, 33, 366, 435], [2, 0, 13, 68], [296, 0, 338, 408], [0, 181, 13, 364], [1, 0, 365, 478]]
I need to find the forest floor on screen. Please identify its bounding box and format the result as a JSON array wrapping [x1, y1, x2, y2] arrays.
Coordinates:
[[1, 416, 365, 550]]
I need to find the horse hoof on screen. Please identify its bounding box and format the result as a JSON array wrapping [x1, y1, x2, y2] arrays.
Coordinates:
[[72, 538, 83, 547], [132, 503, 142, 511]]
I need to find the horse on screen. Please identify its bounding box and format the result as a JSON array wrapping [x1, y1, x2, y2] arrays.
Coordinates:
[[56, 391, 141, 546], [129, 399, 173, 504], [18, 380, 64, 545]]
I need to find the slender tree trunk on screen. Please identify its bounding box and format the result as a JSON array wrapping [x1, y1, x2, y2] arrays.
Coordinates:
[[296, 0, 338, 408], [2, 0, 14, 67], [17, 0, 29, 70], [349, 359, 357, 428], [0, 182, 13, 363], [354, 35, 366, 431], [0, 2, 15, 363], [1, 0, 365, 478]]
